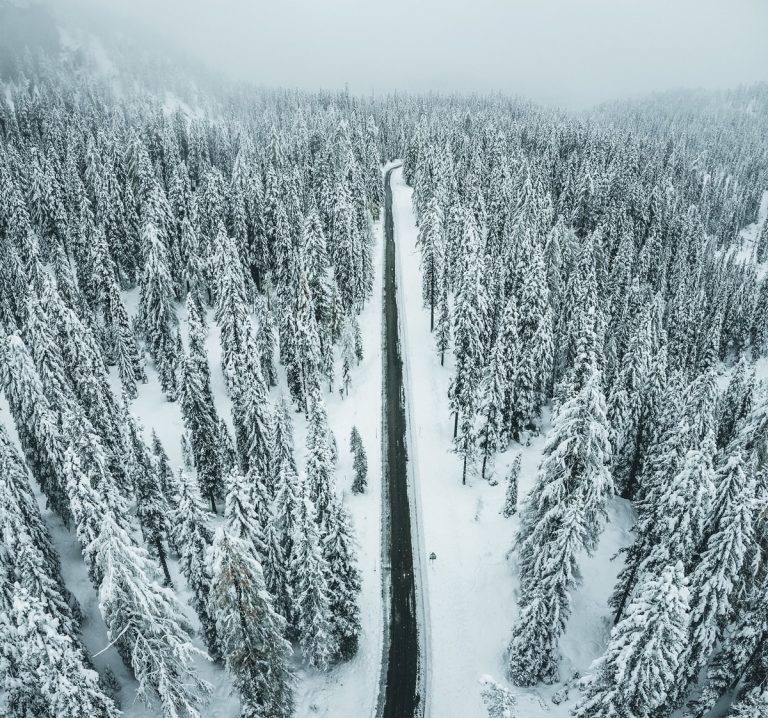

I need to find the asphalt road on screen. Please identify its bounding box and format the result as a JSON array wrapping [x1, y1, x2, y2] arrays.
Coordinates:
[[381, 165, 420, 718]]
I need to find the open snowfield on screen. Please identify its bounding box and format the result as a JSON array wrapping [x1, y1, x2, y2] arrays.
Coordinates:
[[391, 167, 636, 717]]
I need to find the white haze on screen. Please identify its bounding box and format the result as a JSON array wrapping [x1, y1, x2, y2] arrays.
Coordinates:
[[54, 0, 768, 107]]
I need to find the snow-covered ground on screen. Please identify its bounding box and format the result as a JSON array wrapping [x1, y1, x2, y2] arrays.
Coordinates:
[[391, 167, 635, 717], [0, 218, 385, 717]]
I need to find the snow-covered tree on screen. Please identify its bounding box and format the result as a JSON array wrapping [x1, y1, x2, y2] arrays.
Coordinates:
[[350, 425, 368, 494], [572, 561, 690, 718], [208, 528, 294, 717]]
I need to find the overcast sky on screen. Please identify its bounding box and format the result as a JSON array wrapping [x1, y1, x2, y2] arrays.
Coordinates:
[[58, 0, 768, 107]]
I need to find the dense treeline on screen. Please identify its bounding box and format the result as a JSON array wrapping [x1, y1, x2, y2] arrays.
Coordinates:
[[2, 16, 768, 718], [0, 37, 380, 717], [407, 89, 768, 714]]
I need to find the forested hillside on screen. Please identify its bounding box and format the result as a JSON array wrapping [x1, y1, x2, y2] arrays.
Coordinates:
[[1, 6, 767, 718]]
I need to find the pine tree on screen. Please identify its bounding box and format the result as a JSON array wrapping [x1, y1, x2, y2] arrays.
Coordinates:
[[350, 425, 368, 494], [322, 498, 362, 661], [305, 390, 337, 527], [0, 587, 119, 718], [450, 220, 485, 482], [291, 497, 337, 669], [171, 469, 220, 660], [729, 688, 768, 717], [224, 467, 266, 558], [254, 294, 277, 387], [572, 561, 690, 718], [418, 195, 445, 330], [208, 528, 295, 718], [509, 234, 552, 436], [436, 278, 451, 366], [509, 369, 612, 684], [502, 453, 520, 518], [180, 294, 224, 510], [93, 512, 211, 717], [477, 332, 508, 480], [717, 357, 754, 449], [138, 221, 179, 399], [683, 459, 755, 698]]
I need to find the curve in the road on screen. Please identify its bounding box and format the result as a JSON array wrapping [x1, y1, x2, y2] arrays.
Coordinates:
[[379, 164, 421, 718]]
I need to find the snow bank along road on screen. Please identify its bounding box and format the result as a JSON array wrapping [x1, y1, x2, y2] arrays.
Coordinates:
[[379, 164, 422, 718]]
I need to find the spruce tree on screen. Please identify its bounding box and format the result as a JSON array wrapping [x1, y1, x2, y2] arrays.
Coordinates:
[[208, 528, 295, 718], [291, 497, 337, 669], [93, 512, 211, 717], [171, 469, 220, 661], [350, 425, 368, 494], [180, 294, 224, 510], [418, 195, 445, 330], [0, 588, 119, 718], [502, 453, 520, 518], [322, 498, 362, 661], [572, 561, 690, 718], [138, 221, 179, 399]]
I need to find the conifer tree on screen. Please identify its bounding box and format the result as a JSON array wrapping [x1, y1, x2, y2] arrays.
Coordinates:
[[254, 293, 277, 387], [208, 528, 295, 718], [572, 561, 690, 718], [479, 676, 517, 718], [171, 469, 220, 660], [502, 453, 520, 518], [436, 279, 451, 366], [509, 368, 611, 684], [291, 497, 337, 669], [477, 332, 508, 480], [138, 221, 179, 399], [418, 195, 445, 330], [509, 235, 552, 436], [0, 588, 119, 718], [323, 498, 362, 661], [181, 294, 224, 510], [350, 425, 368, 494], [224, 467, 266, 558], [341, 313, 355, 396], [93, 512, 211, 717], [683, 458, 755, 697]]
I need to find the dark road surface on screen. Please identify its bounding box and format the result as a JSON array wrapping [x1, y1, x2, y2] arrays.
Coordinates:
[[381, 165, 421, 718]]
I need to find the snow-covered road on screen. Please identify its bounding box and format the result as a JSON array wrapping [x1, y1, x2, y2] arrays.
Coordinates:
[[391, 167, 635, 717]]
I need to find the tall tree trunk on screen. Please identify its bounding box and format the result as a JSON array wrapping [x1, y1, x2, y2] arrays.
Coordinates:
[[430, 275, 435, 332], [453, 411, 459, 439], [156, 539, 173, 587], [462, 455, 467, 485], [481, 449, 488, 481], [210, 493, 217, 514]]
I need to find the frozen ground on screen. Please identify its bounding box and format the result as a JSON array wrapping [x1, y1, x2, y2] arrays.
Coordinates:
[[0, 217, 385, 718], [390, 166, 635, 718]]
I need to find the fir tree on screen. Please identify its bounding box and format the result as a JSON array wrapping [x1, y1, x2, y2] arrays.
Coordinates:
[[0, 588, 119, 718], [291, 497, 337, 669], [93, 512, 211, 717], [171, 469, 220, 660], [180, 294, 224, 510], [502, 453, 520, 518], [350, 425, 368, 494], [572, 561, 690, 718], [138, 221, 179, 399], [208, 528, 295, 718], [322, 498, 362, 661]]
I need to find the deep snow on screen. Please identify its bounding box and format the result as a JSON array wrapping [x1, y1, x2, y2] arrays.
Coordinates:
[[0, 216, 385, 718], [390, 166, 636, 718]]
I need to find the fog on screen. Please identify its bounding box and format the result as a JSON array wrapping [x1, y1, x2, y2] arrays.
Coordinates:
[[55, 0, 768, 107]]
